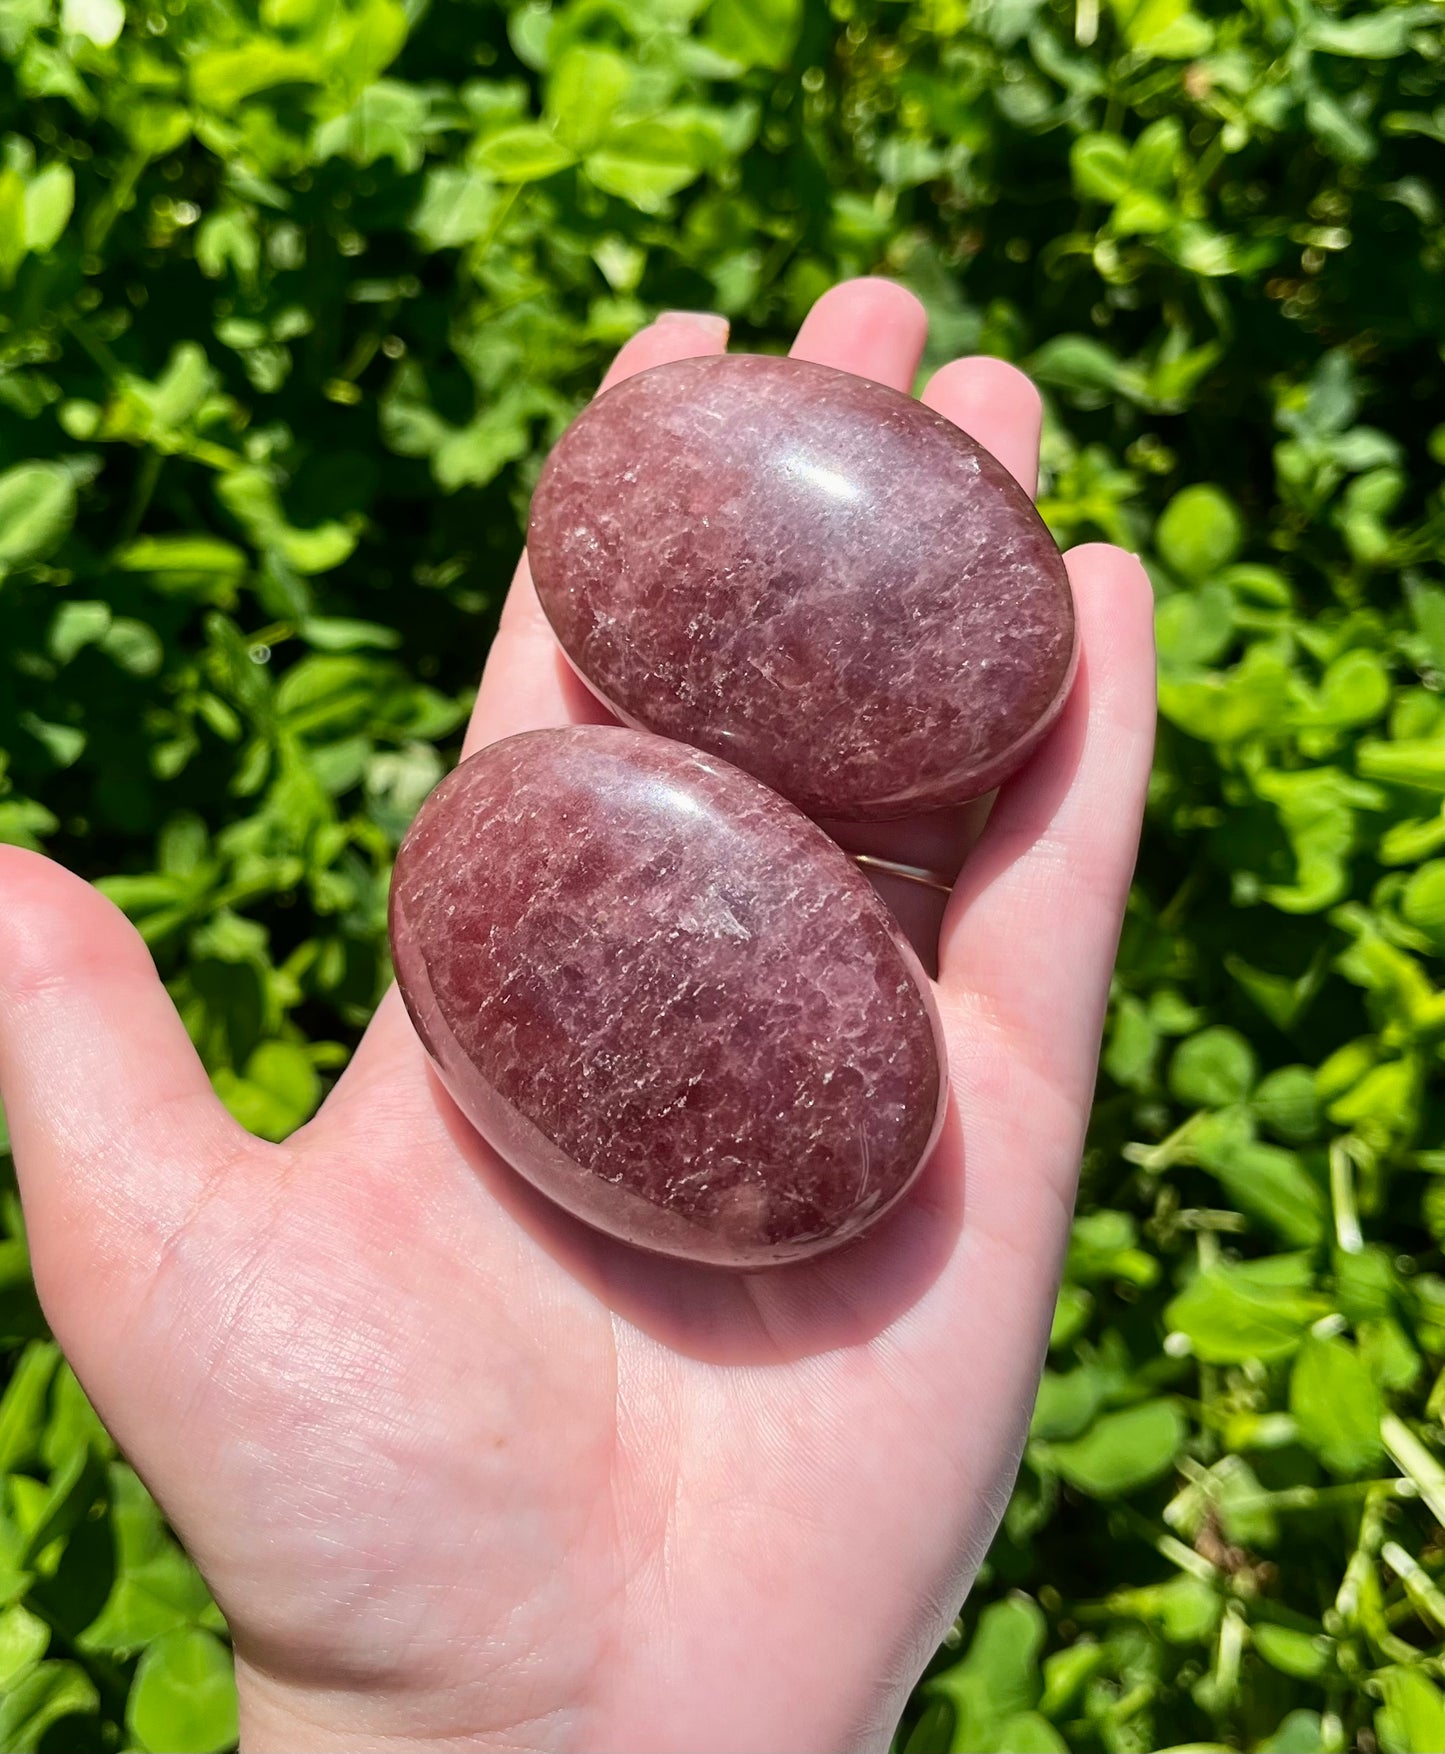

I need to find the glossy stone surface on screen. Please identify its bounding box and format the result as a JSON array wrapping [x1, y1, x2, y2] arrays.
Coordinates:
[[389, 727, 946, 1267], [529, 353, 1076, 821]]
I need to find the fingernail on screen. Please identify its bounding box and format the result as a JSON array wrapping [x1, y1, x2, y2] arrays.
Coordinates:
[[657, 310, 729, 338]]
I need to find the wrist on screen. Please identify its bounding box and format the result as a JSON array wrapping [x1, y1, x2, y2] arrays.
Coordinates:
[[235, 1657, 896, 1754], [235, 1661, 576, 1754]]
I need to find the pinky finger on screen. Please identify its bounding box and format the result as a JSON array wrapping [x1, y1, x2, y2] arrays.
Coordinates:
[[937, 544, 1156, 1110]]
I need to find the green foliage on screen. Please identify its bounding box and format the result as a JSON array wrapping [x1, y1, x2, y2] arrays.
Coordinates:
[[127, 1628, 238, 1754], [0, 1326, 229, 1751], [0, 0, 1443, 1748]]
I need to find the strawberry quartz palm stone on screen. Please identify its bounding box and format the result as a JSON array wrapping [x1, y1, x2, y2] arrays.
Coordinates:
[[528, 353, 1076, 822], [389, 727, 946, 1267]]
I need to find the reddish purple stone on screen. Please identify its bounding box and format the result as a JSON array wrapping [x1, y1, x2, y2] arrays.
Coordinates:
[[528, 353, 1076, 822], [389, 727, 946, 1266]]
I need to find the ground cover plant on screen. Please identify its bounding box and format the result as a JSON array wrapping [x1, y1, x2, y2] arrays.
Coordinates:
[[1, 0, 1443, 1747]]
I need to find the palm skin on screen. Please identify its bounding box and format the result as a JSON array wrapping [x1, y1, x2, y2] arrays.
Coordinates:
[[0, 280, 1155, 1753]]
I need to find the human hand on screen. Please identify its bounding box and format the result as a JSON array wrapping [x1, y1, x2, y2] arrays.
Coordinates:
[[0, 278, 1155, 1753]]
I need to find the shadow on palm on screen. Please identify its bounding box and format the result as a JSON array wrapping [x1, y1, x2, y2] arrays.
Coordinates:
[[428, 1069, 967, 1364]]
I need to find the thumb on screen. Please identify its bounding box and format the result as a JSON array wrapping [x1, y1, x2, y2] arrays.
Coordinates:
[[0, 846, 263, 1416]]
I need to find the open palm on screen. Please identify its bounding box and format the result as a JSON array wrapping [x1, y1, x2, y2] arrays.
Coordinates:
[[0, 279, 1155, 1753]]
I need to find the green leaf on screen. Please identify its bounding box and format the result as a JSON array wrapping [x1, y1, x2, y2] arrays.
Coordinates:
[[1306, 649, 1391, 729], [1039, 1640, 1107, 1718], [1155, 582, 1235, 672], [213, 1040, 321, 1139], [1159, 643, 1294, 744], [0, 1342, 59, 1472], [1066, 1209, 1159, 1286], [1156, 485, 1243, 580], [1106, 1573, 1221, 1644], [424, 384, 552, 491], [1120, 0, 1212, 57], [970, 0, 1047, 47], [1407, 577, 1445, 672], [1253, 1624, 1330, 1680], [313, 80, 432, 174], [1359, 1316, 1420, 1393], [1166, 1257, 1328, 1363], [49, 599, 110, 663], [1070, 132, 1130, 201], [1038, 1399, 1185, 1497], [0, 462, 76, 573], [1307, 90, 1376, 164], [1048, 1282, 1092, 1350], [901, 1698, 952, 1754], [1259, 1710, 1327, 1753], [18, 713, 86, 767], [190, 40, 325, 108], [1252, 1066, 1321, 1144], [0, 1660, 99, 1752], [1113, 187, 1173, 235], [0, 1603, 50, 1692], [22, 163, 73, 253], [147, 341, 216, 432], [1130, 116, 1183, 189], [217, 468, 356, 575], [0, 799, 59, 852], [115, 534, 248, 575], [126, 1628, 238, 1754], [40, 1362, 112, 1469], [1252, 765, 1377, 914], [302, 616, 402, 652], [102, 617, 165, 675], [1311, 11, 1429, 58], [926, 1595, 1046, 1753], [507, 0, 552, 68], [1402, 861, 1445, 950], [1377, 1666, 1445, 1754], [993, 1711, 1068, 1753], [1359, 737, 1445, 792], [1028, 334, 1129, 401], [1030, 1363, 1111, 1441], [546, 46, 633, 151], [1104, 991, 1159, 1089], [586, 121, 704, 212], [474, 124, 577, 183], [705, 0, 801, 69], [412, 167, 499, 250], [18, 1446, 107, 1566], [0, 169, 25, 288], [1289, 1337, 1383, 1476], [1193, 1127, 1327, 1248], [1169, 1027, 1256, 1107], [81, 1467, 216, 1657]]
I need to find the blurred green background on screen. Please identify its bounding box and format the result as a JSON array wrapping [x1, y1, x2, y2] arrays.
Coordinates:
[[1, 0, 1444, 1748]]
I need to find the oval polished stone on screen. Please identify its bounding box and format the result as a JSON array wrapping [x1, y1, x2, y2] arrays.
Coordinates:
[[529, 353, 1076, 821], [389, 727, 946, 1267]]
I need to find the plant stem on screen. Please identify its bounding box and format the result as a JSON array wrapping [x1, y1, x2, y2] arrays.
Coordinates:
[[1331, 1137, 1364, 1254]]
